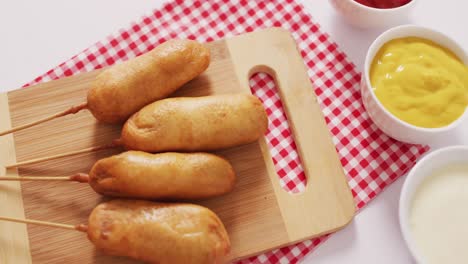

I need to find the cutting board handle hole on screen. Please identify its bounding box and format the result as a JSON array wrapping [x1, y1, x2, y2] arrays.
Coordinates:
[[249, 71, 307, 194]]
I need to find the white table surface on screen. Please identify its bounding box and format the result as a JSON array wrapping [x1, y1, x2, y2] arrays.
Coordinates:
[[1, 1, 466, 263]]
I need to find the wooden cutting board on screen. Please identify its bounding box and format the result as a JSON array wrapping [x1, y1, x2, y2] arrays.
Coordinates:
[[0, 28, 355, 263]]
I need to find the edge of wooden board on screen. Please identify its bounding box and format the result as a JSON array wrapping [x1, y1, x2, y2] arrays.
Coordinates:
[[0, 92, 32, 263], [226, 28, 356, 243]]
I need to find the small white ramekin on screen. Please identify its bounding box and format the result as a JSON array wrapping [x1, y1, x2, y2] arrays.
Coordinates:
[[361, 25, 468, 144], [399, 145, 468, 263], [329, 0, 417, 28]]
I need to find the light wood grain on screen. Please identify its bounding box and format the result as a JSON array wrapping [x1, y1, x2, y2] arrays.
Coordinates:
[[0, 93, 32, 264], [227, 28, 356, 242], [1, 29, 355, 263]]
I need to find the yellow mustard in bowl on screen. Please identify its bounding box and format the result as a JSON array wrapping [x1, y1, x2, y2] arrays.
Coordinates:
[[370, 37, 468, 128]]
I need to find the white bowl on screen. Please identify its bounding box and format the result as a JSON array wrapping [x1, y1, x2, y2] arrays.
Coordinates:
[[361, 25, 468, 144], [399, 145, 468, 263], [329, 0, 417, 28]]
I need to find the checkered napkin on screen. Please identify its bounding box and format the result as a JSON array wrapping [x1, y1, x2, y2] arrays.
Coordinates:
[[24, 0, 429, 262]]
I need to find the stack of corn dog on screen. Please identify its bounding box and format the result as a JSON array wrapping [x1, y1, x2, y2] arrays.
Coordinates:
[[0, 39, 268, 264]]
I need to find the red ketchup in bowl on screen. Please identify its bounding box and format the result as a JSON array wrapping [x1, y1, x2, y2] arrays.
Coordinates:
[[354, 0, 412, 9]]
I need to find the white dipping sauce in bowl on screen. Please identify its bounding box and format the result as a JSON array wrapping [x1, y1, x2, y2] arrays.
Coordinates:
[[410, 164, 468, 263], [400, 146, 468, 263]]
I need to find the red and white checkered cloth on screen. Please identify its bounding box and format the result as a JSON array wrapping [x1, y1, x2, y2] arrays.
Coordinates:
[[25, 0, 429, 263]]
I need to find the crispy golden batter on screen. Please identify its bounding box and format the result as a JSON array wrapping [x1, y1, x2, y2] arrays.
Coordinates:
[[88, 151, 235, 200], [121, 94, 268, 152], [87, 39, 210, 123], [87, 200, 230, 264]]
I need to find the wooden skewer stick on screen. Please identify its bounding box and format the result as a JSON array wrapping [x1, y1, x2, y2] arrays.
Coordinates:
[[0, 216, 88, 232], [0, 173, 89, 183], [0, 102, 88, 137], [4, 141, 120, 169]]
